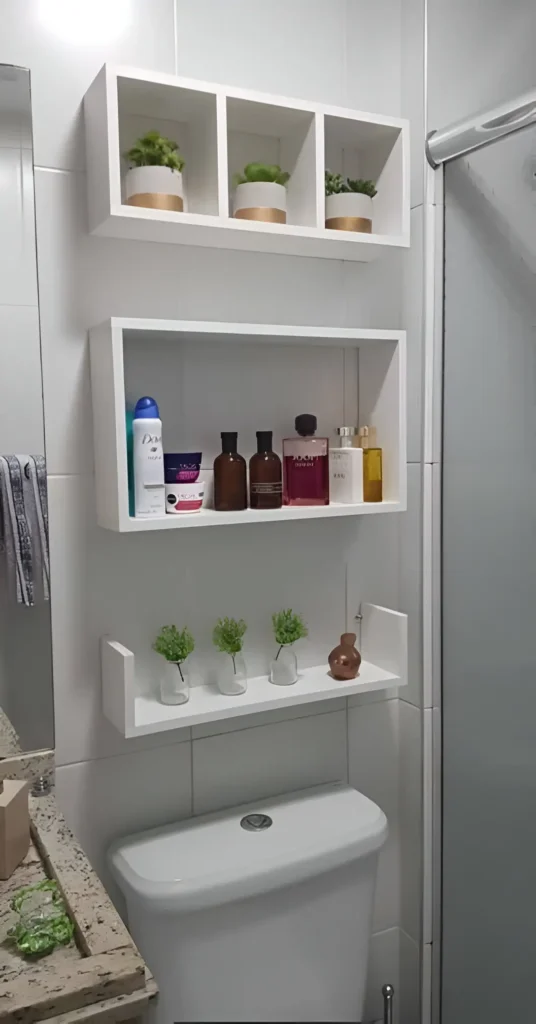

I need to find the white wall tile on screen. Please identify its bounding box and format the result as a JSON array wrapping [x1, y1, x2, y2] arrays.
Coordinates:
[[345, 0, 403, 115], [398, 464, 422, 707], [192, 709, 347, 815], [364, 927, 400, 1024], [191, 698, 347, 740], [0, 305, 44, 452], [346, 511, 400, 625], [175, 0, 348, 107], [0, 146, 38, 306], [348, 698, 400, 932], [343, 251, 404, 332], [399, 699, 422, 942], [55, 739, 192, 898], [399, 928, 420, 1024], [403, 206, 424, 464], [1, 0, 176, 171]]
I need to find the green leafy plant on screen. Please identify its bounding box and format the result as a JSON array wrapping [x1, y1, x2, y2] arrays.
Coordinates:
[[346, 177, 377, 197], [233, 162, 290, 188], [213, 617, 247, 670], [325, 170, 347, 195], [124, 130, 185, 172], [8, 881, 74, 958], [272, 609, 308, 660], [325, 170, 377, 198], [153, 625, 195, 682]]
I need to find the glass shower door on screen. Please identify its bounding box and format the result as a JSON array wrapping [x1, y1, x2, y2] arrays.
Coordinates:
[[441, 125, 536, 1022]]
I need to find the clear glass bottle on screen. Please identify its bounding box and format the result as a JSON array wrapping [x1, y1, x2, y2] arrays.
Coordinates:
[[214, 432, 247, 511], [249, 431, 282, 509], [216, 652, 248, 695], [160, 660, 190, 705], [357, 425, 383, 502], [270, 645, 298, 686], [283, 414, 329, 506]]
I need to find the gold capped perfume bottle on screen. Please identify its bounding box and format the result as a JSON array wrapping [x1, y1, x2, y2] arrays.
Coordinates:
[[357, 426, 383, 502]]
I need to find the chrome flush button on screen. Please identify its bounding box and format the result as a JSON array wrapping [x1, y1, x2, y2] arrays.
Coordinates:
[[240, 813, 273, 832]]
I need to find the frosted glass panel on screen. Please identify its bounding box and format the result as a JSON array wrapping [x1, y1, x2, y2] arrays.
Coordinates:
[[442, 126, 536, 1022]]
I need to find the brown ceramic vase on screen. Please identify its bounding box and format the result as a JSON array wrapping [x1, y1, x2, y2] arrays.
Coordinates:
[[328, 632, 361, 680]]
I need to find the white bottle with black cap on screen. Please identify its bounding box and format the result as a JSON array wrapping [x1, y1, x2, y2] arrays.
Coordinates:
[[133, 396, 165, 518], [329, 426, 364, 503]]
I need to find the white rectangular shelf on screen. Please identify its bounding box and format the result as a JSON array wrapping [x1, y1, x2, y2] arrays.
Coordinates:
[[84, 65, 410, 261], [102, 603, 407, 737], [89, 318, 407, 532], [120, 500, 403, 532]]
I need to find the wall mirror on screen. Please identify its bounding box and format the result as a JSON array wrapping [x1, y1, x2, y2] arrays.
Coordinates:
[[0, 65, 54, 756]]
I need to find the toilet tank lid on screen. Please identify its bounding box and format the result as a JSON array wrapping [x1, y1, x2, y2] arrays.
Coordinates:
[[108, 783, 388, 912]]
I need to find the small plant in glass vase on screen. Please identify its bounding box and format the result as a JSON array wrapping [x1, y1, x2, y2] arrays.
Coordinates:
[[270, 609, 308, 686], [232, 162, 291, 224], [153, 625, 194, 706], [213, 617, 248, 696], [124, 130, 186, 212], [325, 170, 377, 233]]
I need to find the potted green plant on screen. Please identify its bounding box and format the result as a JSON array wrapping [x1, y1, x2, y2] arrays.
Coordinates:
[[325, 171, 377, 233], [153, 624, 195, 705], [124, 130, 185, 212], [212, 617, 248, 695], [232, 163, 290, 224], [270, 609, 308, 686]]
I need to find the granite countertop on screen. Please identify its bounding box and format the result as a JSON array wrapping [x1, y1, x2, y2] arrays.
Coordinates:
[[0, 747, 156, 1023]]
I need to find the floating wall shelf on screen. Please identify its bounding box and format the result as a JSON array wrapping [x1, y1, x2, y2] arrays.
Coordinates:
[[102, 604, 407, 737], [89, 318, 407, 532], [84, 65, 410, 261]]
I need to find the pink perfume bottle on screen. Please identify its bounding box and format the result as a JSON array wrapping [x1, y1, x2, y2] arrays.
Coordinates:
[[283, 414, 329, 506]]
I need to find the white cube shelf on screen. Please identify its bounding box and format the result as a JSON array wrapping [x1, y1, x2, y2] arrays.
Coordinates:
[[84, 64, 410, 260], [102, 603, 407, 737], [89, 318, 407, 532]]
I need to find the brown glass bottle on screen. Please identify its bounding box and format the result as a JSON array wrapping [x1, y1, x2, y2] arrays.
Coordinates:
[[249, 431, 282, 510], [214, 432, 247, 511]]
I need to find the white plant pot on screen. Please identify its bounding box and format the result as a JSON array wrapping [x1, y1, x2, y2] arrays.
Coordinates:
[[125, 166, 184, 212], [233, 181, 287, 224], [325, 192, 373, 232]]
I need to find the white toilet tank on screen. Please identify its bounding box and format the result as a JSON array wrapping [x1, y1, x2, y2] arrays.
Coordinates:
[[110, 782, 387, 1023]]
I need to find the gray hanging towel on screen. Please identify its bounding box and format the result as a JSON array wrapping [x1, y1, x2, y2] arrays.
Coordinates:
[[0, 455, 50, 607]]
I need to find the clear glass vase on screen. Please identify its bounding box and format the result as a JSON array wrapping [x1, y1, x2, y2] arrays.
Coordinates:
[[270, 645, 298, 686], [160, 659, 190, 705], [217, 652, 248, 695]]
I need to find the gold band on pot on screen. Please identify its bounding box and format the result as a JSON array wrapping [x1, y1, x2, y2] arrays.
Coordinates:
[[126, 193, 184, 212], [325, 216, 372, 233], [234, 207, 286, 224]]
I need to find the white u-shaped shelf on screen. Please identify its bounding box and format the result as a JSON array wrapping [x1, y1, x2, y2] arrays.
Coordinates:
[[101, 603, 407, 738]]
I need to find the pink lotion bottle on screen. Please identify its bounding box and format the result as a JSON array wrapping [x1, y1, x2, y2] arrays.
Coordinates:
[[283, 414, 330, 506]]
